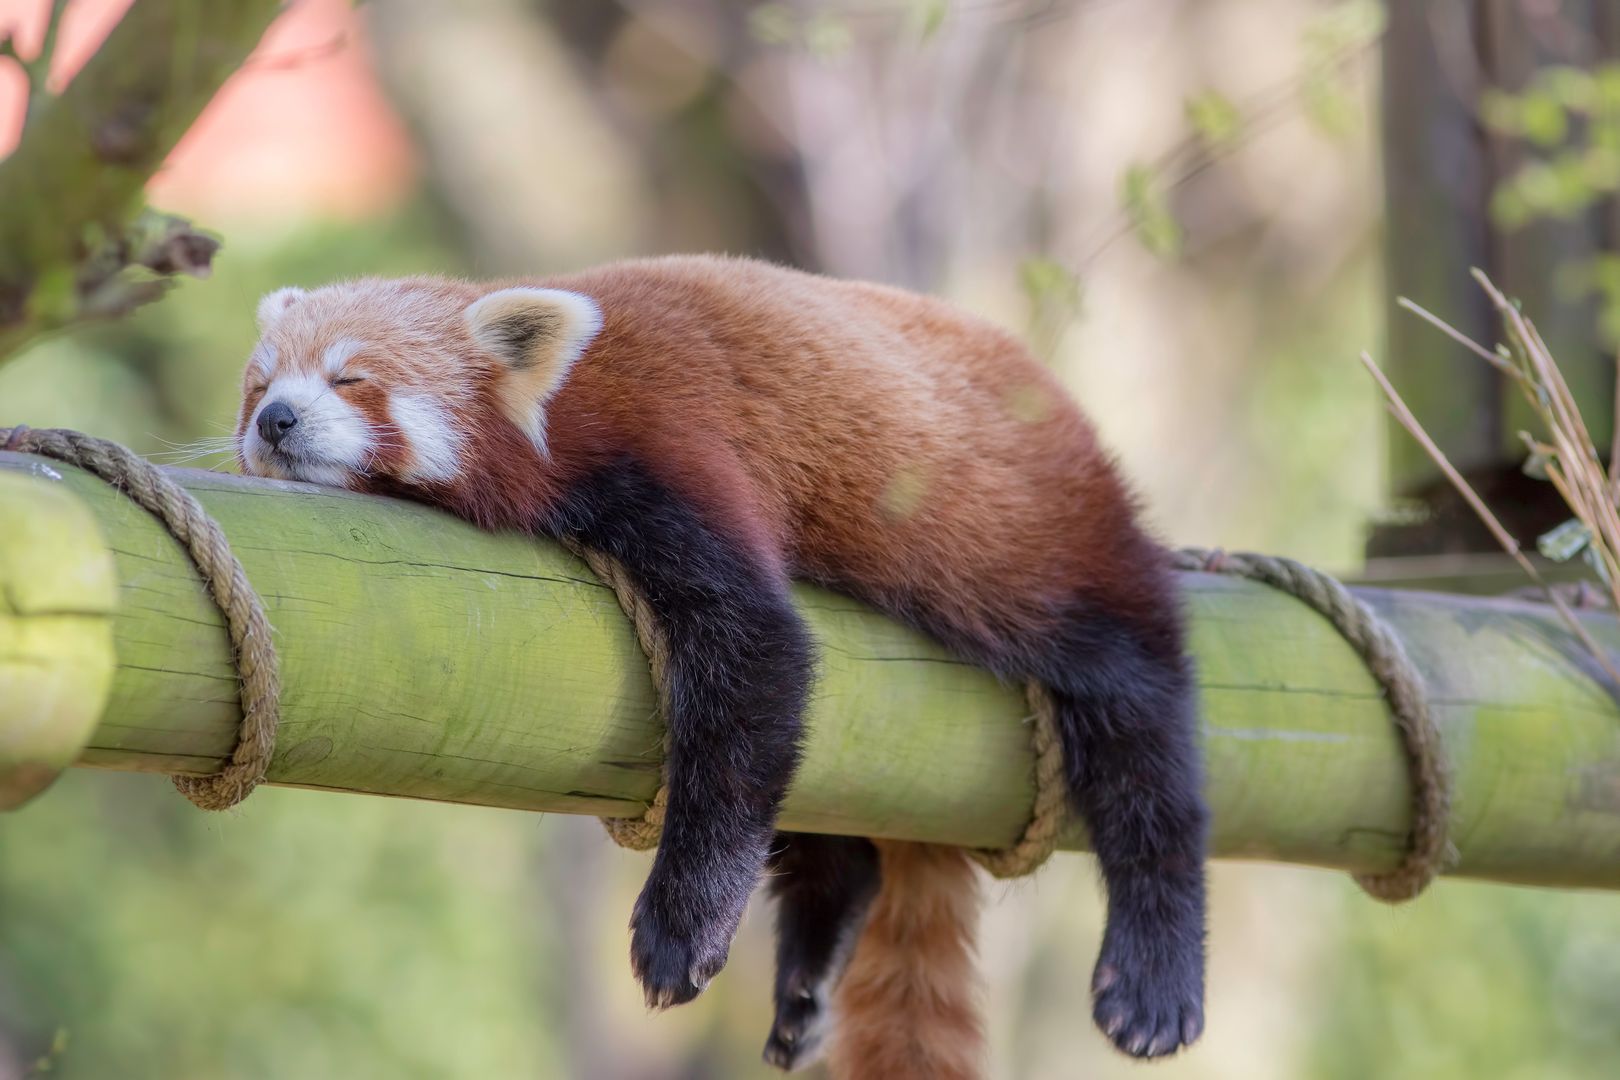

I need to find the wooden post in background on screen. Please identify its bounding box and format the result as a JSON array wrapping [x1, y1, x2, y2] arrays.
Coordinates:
[[1373, 0, 1617, 581]]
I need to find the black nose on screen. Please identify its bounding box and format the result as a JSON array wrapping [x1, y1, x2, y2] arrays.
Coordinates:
[[257, 401, 298, 447]]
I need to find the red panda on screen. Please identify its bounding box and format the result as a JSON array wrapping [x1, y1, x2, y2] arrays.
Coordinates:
[[235, 254, 1207, 1076]]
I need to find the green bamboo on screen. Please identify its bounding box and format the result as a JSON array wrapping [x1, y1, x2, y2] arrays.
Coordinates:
[[2, 450, 1618, 889]]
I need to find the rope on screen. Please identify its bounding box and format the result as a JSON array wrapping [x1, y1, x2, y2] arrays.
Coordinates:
[[575, 540, 1452, 900], [0, 426, 1449, 898], [568, 534, 1069, 872], [1171, 547, 1452, 902], [559, 539, 670, 851], [1, 426, 280, 810], [967, 681, 1068, 878], [569, 547, 1072, 876]]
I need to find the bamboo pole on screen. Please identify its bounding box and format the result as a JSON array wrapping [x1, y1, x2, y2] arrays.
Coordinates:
[[3, 451, 1618, 889]]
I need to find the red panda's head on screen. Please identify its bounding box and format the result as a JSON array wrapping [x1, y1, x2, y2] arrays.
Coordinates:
[[235, 277, 601, 490]]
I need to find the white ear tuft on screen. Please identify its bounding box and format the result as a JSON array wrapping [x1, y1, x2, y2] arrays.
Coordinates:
[[257, 287, 307, 331], [465, 287, 602, 375], [465, 287, 602, 451]]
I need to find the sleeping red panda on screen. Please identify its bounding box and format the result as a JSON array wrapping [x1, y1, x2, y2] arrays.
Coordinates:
[[235, 254, 1208, 1077]]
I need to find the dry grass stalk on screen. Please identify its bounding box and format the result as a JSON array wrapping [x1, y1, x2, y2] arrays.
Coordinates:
[[1364, 272, 1620, 686]]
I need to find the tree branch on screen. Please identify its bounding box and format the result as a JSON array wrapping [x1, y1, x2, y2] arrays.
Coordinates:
[[0, 0, 284, 360]]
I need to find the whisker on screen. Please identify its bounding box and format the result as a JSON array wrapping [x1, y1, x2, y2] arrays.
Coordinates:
[[147, 434, 242, 465], [149, 435, 238, 451], [149, 451, 239, 466]]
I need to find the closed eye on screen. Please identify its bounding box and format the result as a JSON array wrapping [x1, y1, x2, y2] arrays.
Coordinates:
[[332, 375, 366, 387]]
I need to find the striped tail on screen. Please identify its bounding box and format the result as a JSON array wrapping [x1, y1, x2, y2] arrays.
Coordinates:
[[828, 841, 986, 1080]]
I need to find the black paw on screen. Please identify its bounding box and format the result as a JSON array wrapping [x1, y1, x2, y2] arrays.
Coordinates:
[[1091, 927, 1204, 1059], [762, 978, 828, 1072], [628, 890, 736, 1010]]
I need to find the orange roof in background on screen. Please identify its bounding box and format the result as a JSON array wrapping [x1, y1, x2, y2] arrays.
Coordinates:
[[0, 0, 415, 222]]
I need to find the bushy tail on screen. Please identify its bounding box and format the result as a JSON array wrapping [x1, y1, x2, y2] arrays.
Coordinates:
[[827, 841, 986, 1080]]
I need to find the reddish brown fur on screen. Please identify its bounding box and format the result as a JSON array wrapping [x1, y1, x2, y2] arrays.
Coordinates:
[[540, 257, 1158, 635], [829, 842, 985, 1080]]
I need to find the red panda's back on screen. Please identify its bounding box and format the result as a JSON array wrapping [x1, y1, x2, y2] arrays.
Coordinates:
[[544, 255, 1147, 631]]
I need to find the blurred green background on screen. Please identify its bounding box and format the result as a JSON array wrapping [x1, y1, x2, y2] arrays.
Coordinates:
[[2, 1, 1618, 1077]]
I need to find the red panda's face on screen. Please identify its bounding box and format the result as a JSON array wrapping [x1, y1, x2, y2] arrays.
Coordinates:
[[235, 277, 601, 491]]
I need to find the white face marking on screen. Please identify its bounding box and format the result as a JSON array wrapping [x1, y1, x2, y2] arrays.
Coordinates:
[[323, 339, 364, 376], [390, 392, 463, 483], [241, 372, 372, 487], [247, 344, 278, 383]]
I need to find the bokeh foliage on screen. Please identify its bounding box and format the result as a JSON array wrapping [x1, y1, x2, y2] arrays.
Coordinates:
[[1485, 61, 1620, 343]]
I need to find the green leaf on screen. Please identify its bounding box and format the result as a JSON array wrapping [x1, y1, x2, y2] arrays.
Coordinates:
[[908, 0, 948, 42], [748, 3, 797, 46], [1121, 165, 1182, 258], [1522, 447, 1553, 482], [1301, 63, 1361, 139], [1591, 254, 1620, 295], [1490, 186, 1532, 230], [1537, 517, 1592, 563], [804, 13, 852, 59], [1583, 145, 1620, 193], [1296, 0, 1385, 140], [1303, 0, 1386, 54], [1520, 89, 1569, 148], [1594, 63, 1620, 119], [1185, 91, 1242, 148], [27, 1027, 68, 1075], [1542, 65, 1596, 111], [1018, 256, 1081, 309], [1601, 305, 1620, 347]]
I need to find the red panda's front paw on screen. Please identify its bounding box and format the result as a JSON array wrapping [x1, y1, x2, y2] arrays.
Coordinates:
[[1091, 926, 1205, 1059], [628, 888, 738, 1009]]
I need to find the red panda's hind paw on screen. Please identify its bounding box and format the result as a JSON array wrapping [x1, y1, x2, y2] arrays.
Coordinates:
[[761, 982, 828, 1072], [1091, 938, 1205, 1059]]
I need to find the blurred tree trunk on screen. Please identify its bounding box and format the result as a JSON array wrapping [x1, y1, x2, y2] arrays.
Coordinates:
[[362, 0, 1073, 295], [364, 0, 808, 272]]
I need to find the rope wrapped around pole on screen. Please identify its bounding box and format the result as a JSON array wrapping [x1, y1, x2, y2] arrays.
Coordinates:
[[1170, 548, 1452, 901], [0, 425, 279, 810]]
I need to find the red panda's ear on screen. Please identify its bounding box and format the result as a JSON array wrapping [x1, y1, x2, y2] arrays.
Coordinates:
[[465, 287, 602, 451], [257, 286, 307, 331]]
